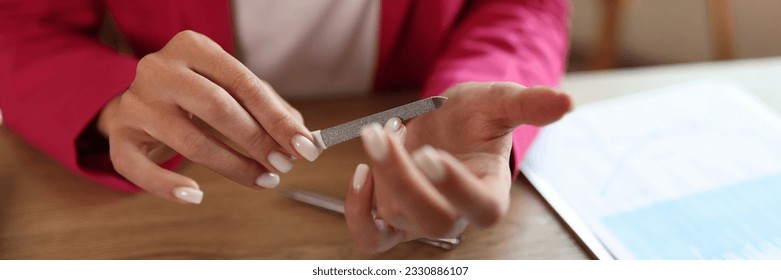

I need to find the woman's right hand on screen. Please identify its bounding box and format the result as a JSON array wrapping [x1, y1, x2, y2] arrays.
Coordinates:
[[97, 30, 321, 204]]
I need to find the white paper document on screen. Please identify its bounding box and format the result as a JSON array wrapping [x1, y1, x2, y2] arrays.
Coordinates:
[[521, 80, 781, 259]]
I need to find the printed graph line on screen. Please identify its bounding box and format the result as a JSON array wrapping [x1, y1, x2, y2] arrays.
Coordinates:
[[598, 120, 705, 195]]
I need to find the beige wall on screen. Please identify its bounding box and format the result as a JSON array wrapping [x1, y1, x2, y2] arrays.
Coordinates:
[[570, 0, 781, 64]]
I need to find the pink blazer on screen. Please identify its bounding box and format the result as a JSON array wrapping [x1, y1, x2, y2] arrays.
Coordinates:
[[0, 0, 570, 192]]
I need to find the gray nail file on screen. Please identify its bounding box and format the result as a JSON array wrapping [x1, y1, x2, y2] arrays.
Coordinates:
[[280, 189, 460, 249], [311, 96, 447, 150]]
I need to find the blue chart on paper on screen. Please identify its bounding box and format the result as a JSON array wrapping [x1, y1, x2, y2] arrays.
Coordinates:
[[522, 80, 781, 259], [602, 172, 781, 259]]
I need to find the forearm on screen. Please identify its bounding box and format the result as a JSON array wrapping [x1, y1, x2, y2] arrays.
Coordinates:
[[0, 1, 143, 191]]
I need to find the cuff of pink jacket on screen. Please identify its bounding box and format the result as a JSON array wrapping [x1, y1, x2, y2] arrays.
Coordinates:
[[510, 124, 540, 181], [61, 55, 185, 193]]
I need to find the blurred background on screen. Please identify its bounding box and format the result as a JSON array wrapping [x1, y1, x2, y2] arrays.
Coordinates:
[[567, 0, 781, 71]]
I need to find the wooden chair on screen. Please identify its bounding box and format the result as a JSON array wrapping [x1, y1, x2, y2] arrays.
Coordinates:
[[590, 0, 735, 69]]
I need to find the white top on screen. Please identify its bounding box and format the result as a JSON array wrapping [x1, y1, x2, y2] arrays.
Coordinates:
[[233, 0, 380, 99]]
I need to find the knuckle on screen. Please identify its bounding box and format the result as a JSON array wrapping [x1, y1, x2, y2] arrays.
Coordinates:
[[236, 79, 277, 113], [201, 92, 234, 121], [170, 30, 220, 56], [126, 94, 154, 117], [486, 81, 521, 97], [477, 197, 509, 227], [177, 131, 211, 163], [244, 131, 269, 154], [486, 81, 502, 95], [231, 73, 263, 98], [265, 113, 296, 134], [136, 53, 163, 73], [172, 30, 205, 45], [133, 55, 169, 91]]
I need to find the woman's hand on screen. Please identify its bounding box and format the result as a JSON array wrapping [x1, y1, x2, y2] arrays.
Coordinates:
[[344, 82, 572, 253], [97, 30, 321, 204]]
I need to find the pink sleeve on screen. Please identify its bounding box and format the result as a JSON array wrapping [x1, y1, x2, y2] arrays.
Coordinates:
[[0, 1, 181, 192], [420, 0, 570, 178]]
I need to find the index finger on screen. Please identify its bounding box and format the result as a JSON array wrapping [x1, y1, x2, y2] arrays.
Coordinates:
[[344, 163, 407, 254], [452, 82, 573, 128], [161, 30, 320, 162], [360, 123, 461, 238]]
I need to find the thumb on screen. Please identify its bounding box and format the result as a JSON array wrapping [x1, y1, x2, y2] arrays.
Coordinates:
[[491, 84, 573, 128]]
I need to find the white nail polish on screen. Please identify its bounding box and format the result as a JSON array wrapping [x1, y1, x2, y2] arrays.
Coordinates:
[[374, 219, 389, 235], [267, 150, 293, 173], [291, 135, 320, 162], [172, 187, 203, 204], [384, 117, 402, 132], [360, 123, 388, 161], [412, 145, 446, 183], [447, 217, 469, 238], [255, 172, 280, 188], [352, 163, 369, 192]]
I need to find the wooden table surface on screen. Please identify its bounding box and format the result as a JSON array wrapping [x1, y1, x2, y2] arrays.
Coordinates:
[[0, 93, 589, 260]]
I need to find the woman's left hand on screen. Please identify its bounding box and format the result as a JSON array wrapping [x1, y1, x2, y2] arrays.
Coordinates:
[[344, 82, 572, 253]]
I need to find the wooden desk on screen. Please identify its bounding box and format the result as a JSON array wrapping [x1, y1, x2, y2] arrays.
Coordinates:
[[0, 93, 588, 259], [563, 57, 781, 107]]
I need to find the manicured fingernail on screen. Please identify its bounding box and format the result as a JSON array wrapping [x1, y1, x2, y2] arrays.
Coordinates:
[[352, 163, 369, 192], [292, 134, 320, 162], [255, 172, 280, 188], [267, 150, 293, 173], [374, 219, 389, 235], [447, 217, 469, 238], [384, 117, 402, 132], [172, 187, 203, 204], [412, 145, 446, 183], [360, 123, 388, 162]]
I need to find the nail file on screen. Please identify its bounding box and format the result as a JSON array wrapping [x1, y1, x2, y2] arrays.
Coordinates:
[[280, 189, 460, 249], [311, 96, 447, 151]]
